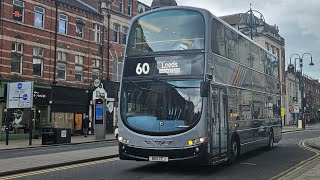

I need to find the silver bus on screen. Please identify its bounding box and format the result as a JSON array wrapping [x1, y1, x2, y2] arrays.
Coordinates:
[[118, 5, 282, 165]]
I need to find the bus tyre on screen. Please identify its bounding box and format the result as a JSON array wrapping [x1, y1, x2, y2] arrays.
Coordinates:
[[266, 130, 274, 151], [227, 137, 239, 165]]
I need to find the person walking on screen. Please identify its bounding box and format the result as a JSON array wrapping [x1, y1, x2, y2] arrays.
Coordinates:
[[83, 115, 91, 137]]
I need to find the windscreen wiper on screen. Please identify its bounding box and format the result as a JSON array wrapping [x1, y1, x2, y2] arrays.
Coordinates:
[[125, 79, 160, 93], [147, 77, 197, 89]]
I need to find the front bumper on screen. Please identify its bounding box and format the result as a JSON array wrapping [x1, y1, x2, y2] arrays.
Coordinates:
[[119, 142, 209, 162]]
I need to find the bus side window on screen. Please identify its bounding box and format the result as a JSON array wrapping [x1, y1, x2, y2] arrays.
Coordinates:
[[211, 18, 225, 56]]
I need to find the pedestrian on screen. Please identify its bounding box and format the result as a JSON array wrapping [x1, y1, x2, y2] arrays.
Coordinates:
[[83, 115, 91, 137]]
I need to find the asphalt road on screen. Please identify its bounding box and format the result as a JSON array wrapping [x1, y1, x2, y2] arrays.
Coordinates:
[[0, 140, 118, 159], [13, 130, 320, 180]]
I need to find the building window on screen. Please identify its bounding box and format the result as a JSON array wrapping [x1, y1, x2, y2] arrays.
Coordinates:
[[127, 0, 132, 16], [33, 47, 44, 76], [11, 42, 23, 73], [13, 0, 24, 22], [33, 58, 43, 76], [58, 14, 68, 34], [117, 62, 123, 82], [57, 63, 66, 80], [93, 24, 101, 43], [58, 51, 67, 61], [265, 42, 270, 51], [34, 6, 44, 28], [75, 66, 83, 82], [92, 69, 99, 80], [75, 55, 84, 65], [33, 47, 44, 57], [92, 59, 100, 68], [119, 0, 123, 13], [76, 20, 85, 38], [122, 26, 127, 44], [12, 42, 23, 53], [11, 54, 22, 73], [113, 23, 119, 43]]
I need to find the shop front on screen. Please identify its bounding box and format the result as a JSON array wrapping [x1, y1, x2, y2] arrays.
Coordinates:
[[33, 87, 51, 137], [51, 86, 89, 135], [0, 84, 51, 140]]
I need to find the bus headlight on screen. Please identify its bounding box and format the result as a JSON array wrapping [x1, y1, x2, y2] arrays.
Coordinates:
[[118, 136, 131, 145], [185, 137, 205, 147]]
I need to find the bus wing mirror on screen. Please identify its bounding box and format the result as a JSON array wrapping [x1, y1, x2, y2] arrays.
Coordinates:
[[200, 81, 209, 97]]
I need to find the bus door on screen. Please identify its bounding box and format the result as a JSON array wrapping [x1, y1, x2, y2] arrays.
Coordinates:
[[211, 86, 228, 156]]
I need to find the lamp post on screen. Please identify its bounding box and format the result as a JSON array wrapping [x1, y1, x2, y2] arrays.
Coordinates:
[[105, 0, 113, 80], [301, 53, 314, 129], [238, 4, 267, 40], [288, 54, 300, 126], [288, 53, 314, 129]]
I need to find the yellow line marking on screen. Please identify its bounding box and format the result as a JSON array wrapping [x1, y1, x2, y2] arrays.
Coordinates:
[[0, 158, 119, 180], [270, 140, 320, 180]]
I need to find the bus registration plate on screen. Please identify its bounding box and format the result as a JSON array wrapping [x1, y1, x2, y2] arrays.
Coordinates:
[[149, 156, 169, 162]]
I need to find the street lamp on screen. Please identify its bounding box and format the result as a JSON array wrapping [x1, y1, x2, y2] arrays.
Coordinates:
[[105, 0, 114, 80], [289, 54, 300, 126], [289, 53, 315, 129], [301, 53, 314, 129], [238, 4, 268, 40]]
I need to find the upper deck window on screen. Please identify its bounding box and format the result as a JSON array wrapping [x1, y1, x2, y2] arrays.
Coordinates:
[[127, 9, 205, 56]]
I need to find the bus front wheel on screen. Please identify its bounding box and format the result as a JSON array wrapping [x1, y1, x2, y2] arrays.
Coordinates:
[[266, 130, 274, 151], [227, 137, 239, 165]]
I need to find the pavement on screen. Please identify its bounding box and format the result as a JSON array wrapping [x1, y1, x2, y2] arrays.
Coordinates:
[[0, 134, 116, 151], [0, 125, 319, 178]]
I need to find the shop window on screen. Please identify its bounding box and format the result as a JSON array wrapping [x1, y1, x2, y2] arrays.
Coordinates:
[[52, 112, 74, 129], [13, 0, 24, 22]]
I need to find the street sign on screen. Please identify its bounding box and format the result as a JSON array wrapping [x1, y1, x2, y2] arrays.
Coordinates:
[[7, 82, 34, 109], [281, 107, 285, 118], [93, 79, 101, 88]]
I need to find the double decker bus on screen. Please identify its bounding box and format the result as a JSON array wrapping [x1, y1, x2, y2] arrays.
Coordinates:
[[117, 5, 282, 165]]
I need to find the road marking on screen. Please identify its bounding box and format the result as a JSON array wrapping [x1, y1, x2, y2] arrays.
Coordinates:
[[0, 157, 119, 180], [282, 129, 320, 135], [270, 140, 320, 180], [240, 163, 257, 166]]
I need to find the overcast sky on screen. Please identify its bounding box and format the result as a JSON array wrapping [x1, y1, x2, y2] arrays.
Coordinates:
[[139, 0, 320, 79]]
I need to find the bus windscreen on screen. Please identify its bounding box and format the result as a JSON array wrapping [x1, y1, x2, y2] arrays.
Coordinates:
[[127, 9, 205, 55]]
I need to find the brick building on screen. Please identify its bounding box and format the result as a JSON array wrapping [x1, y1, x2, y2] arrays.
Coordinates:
[[0, 0, 141, 139]]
